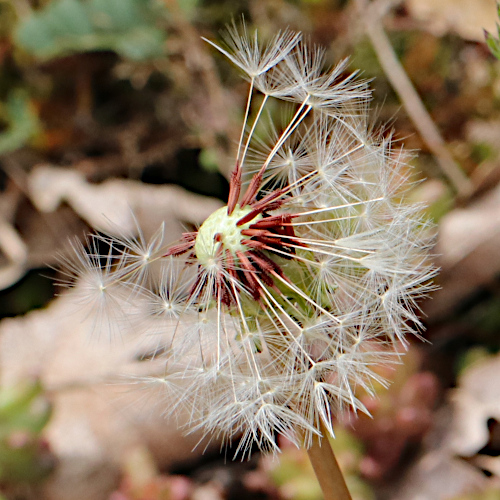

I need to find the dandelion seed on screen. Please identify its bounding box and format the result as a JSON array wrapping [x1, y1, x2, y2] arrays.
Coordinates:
[[63, 23, 436, 500], [57, 236, 131, 339], [203, 21, 301, 79]]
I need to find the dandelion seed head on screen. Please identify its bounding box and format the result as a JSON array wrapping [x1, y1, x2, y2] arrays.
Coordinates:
[[62, 23, 437, 456]]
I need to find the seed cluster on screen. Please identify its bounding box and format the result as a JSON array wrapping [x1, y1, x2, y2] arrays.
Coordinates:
[[166, 170, 307, 306]]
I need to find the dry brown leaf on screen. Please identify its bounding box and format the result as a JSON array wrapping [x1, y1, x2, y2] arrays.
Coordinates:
[[0, 166, 223, 291], [0, 214, 28, 289], [385, 355, 500, 499], [406, 0, 498, 42], [385, 449, 489, 499], [446, 355, 500, 458], [27, 165, 223, 241], [425, 181, 500, 319], [0, 287, 218, 500]]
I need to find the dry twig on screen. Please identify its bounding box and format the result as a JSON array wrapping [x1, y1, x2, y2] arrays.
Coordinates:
[[353, 0, 473, 198]]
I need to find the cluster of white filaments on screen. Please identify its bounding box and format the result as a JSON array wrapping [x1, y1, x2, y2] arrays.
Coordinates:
[[61, 24, 435, 455]]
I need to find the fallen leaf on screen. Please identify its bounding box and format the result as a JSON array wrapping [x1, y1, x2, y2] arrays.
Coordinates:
[[0, 287, 219, 500], [384, 449, 489, 500], [446, 355, 500, 458], [384, 355, 500, 499], [425, 181, 500, 320], [406, 0, 498, 42], [27, 165, 223, 241]]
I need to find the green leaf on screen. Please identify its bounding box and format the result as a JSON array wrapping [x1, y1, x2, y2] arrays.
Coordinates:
[[115, 26, 166, 60], [485, 30, 500, 60], [15, 0, 168, 61], [15, 15, 54, 53], [485, 3, 500, 60], [43, 0, 93, 37], [90, 0, 143, 31]]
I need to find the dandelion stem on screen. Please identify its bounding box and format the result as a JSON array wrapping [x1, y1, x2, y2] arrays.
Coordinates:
[[306, 422, 352, 500]]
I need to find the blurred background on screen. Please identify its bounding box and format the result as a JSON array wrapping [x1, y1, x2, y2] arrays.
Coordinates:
[[1, 0, 500, 499]]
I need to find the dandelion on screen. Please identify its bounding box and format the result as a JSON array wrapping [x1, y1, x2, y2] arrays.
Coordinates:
[[63, 25, 436, 500]]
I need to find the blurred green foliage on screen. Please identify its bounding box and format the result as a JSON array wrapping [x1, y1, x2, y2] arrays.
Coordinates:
[[0, 89, 40, 154], [426, 187, 454, 224], [485, 3, 500, 60], [0, 380, 53, 485], [15, 0, 169, 61], [452, 489, 500, 500]]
